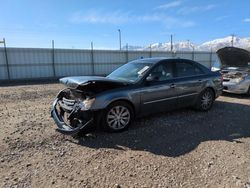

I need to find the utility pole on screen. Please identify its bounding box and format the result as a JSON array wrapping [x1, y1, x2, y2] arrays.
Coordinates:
[[170, 34, 173, 52], [187, 39, 190, 49], [188, 40, 195, 60], [231, 34, 235, 47], [118, 29, 122, 50], [149, 44, 152, 58]]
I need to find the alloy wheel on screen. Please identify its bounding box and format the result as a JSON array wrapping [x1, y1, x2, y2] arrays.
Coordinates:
[[106, 106, 131, 130], [201, 90, 213, 110]]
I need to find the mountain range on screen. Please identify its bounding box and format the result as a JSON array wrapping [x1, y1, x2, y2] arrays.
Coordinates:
[[123, 36, 250, 52]]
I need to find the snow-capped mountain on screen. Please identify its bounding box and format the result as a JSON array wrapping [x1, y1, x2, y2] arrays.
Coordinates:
[[123, 36, 250, 51], [198, 36, 250, 51]]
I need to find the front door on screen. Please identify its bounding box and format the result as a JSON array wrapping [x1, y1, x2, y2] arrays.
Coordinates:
[[140, 62, 177, 115]]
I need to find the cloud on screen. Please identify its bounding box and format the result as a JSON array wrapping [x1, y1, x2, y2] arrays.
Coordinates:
[[215, 16, 229, 22], [243, 18, 250, 22], [69, 10, 195, 28], [70, 10, 130, 24], [155, 1, 182, 9], [177, 4, 216, 15]]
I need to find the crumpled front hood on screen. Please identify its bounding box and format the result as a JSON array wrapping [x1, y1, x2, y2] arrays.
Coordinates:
[[217, 47, 250, 68], [60, 76, 128, 89]]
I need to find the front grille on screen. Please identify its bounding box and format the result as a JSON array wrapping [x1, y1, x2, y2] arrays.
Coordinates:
[[62, 97, 76, 106], [58, 97, 76, 112]]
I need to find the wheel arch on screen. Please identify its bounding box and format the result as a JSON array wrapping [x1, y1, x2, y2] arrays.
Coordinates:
[[205, 87, 216, 99]]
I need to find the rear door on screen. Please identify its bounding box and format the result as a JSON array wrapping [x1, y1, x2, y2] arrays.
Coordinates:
[[173, 60, 207, 107]]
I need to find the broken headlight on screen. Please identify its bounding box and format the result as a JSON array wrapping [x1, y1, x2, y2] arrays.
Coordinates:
[[231, 74, 247, 83], [80, 98, 95, 111]]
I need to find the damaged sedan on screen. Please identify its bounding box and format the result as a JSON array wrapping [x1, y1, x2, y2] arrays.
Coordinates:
[[216, 47, 250, 95], [51, 58, 223, 135]]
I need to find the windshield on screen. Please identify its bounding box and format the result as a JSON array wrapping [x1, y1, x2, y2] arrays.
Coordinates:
[[107, 62, 153, 82]]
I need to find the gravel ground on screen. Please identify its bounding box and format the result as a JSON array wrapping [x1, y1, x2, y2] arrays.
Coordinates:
[[0, 83, 249, 188]]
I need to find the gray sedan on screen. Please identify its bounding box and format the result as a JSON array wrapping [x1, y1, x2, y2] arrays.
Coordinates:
[[51, 58, 223, 135]]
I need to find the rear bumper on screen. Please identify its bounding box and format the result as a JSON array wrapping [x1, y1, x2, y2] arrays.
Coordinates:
[[51, 99, 93, 135], [223, 81, 249, 94]]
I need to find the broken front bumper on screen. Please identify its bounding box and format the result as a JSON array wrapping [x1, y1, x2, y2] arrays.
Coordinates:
[[51, 98, 94, 135], [223, 80, 250, 94]]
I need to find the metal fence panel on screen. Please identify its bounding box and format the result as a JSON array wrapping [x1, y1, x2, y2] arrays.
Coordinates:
[[94, 63, 123, 75], [10, 65, 54, 79], [6, 48, 53, 79], [55, 49, 91, 64], [194, 52, 212, 68], [0, 49, 8, 80], [55, 64, 92, 77], [54, 49, 93, 76], [94, 50, 126, 63], [175, 52, 193, 59], [151, 51, 173, 58], [8, 48, 52, 65], [128, 51, 151, 61], [0, 49, 6, 65], [93, 50, 126, 75]]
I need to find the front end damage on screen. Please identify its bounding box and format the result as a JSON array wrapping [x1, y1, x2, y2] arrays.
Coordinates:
[[51, 89, 95, 135], [221, 69, 250, 94], [216, 47, 250, 94], [51, 76, 129, 134]]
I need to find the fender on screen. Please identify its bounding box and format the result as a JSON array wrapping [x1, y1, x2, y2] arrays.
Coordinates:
[[90, 88, 141, 115]]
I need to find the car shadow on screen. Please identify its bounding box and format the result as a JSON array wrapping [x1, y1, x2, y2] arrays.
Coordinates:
[[70, 99, 250, 157], [222, 92, 249, 99]]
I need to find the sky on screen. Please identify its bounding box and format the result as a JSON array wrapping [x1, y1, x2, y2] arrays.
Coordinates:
[[0, 0, 250, 49]]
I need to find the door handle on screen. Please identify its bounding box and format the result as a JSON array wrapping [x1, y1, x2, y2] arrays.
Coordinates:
[[170, 83, 176, 88], [198, 79, 202, 82]]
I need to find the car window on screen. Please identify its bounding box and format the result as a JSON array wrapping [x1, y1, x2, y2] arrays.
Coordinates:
[[175, 61, 204, 77], [107, 62, 153, 82], [149, 63, 173, 81]]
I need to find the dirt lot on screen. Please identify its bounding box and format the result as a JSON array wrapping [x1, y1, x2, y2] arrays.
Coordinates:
[[0, 83, 249, 188]]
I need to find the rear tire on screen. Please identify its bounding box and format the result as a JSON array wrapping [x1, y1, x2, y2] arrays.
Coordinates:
[[101, 101, 134, 132], [196, 88, 215, 111]]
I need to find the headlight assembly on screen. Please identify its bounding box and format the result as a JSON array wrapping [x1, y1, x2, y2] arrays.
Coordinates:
[[231, 77, 244, 83], [231, 75, 247, 83], [80, 98, 95, 111]]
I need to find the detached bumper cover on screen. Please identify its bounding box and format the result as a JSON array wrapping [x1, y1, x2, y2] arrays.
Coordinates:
[[51, 99, 93, 135]]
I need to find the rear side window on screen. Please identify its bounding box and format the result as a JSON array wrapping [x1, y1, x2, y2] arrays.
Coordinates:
[[175, 61, 204, 77]]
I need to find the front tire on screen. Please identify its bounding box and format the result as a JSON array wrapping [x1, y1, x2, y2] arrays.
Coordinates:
[[101, 101, 134, 132], [196, 88, 215, 111]]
